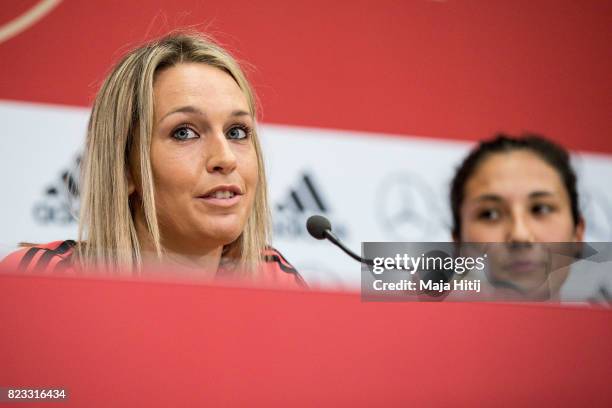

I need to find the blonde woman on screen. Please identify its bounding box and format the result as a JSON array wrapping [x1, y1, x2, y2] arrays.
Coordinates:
[[1, 32, 305, 288]]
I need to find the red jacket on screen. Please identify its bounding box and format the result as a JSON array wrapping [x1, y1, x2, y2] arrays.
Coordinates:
[[0, 240, 306, 289]]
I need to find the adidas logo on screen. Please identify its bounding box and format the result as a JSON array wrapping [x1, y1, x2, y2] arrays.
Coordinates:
[[32, 155, 81, 225], [273, 172, 347, 239], [276, 173, 327, 214]]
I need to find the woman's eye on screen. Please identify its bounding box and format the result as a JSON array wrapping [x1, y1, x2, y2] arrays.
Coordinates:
[[478, 208, 501, 221], [532, 203, 554, 216], [172, 126, 198, 140], [227, 126, 248, 140]]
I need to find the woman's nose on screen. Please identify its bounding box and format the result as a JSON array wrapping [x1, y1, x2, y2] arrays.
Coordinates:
[[205, 133, 237, 175], [506, 211, 535, 244]]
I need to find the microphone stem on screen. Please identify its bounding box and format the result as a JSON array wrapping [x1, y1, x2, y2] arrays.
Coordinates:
[[324, 231, 373, 266]]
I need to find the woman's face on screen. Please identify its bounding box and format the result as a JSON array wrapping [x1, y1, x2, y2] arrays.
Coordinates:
[[459, 150, 582, 243], [458, 150, 584, 294], [137, 62, 258, 254]]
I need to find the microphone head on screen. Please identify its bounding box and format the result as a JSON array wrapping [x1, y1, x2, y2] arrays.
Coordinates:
[[417, 250, 453, 300], [306, 215, 332, 240]]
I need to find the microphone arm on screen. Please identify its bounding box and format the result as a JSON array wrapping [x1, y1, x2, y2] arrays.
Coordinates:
[[323, 230, 374, 266]]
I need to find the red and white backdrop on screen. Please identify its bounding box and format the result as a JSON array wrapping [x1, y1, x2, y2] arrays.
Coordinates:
[[1, 0, 611, 287]]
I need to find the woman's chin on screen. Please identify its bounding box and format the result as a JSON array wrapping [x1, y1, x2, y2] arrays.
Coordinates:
[[199, 223, 245, 246]]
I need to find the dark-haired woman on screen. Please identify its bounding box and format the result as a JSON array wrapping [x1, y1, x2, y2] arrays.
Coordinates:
[[449, 134, 584, 300]]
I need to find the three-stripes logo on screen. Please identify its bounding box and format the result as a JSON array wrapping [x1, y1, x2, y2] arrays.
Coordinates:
[[274, 172, 347, 239], [32, 155, 81, 225], [276, 173, 327, 214]]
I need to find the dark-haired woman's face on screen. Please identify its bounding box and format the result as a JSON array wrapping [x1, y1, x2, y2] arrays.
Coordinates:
[[459, 150, 583, 243], [458, 150, 584, 295]]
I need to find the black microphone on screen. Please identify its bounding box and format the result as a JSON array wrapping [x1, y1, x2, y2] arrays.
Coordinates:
[[415, 249, 453, 299], [306, 215, 373, 265]]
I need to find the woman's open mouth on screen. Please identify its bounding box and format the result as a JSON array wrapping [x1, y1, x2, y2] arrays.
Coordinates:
[[197, 186, 243, 207]]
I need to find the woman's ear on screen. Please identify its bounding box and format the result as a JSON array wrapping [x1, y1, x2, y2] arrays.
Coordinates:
[[127, 167, 136, 195], [126, 134, 142, 197], [452, 226, 460, 243], [574, 217, 585, 242]]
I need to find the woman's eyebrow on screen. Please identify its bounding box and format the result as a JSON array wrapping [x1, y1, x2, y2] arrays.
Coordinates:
[[158, 108, 250, 124], [230, 110, 250, 118], [159, 105, 204, 124], [529, 191, 555, 199], [474, 194, 503, 203]]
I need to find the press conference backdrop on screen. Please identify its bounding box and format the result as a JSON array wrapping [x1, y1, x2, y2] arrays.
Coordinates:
[[1, 1, 611, 288]]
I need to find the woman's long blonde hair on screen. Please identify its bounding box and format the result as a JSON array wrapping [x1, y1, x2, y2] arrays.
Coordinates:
[[77, 31, 270, 273]]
